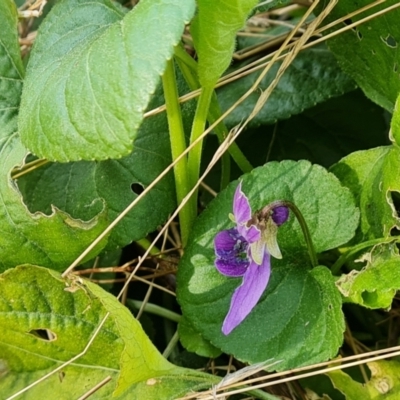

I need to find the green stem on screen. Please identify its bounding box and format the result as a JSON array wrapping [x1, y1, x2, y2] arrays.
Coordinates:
[[287, 202, 318, 268], [331, 237, 398, 275], [136, 238, 160, 256], [175, 45, 253, 177], [261, 200, 318, 268], [187, 85, 214, 194], [162, 330, 180, 359], [177, 56, 232, 190], [162, 59, 195, 246], [126, 299, 181, 323]]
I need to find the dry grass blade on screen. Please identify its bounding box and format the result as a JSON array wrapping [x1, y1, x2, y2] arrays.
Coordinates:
[[136, 227, 169, 320], [145, 0, 394, 120], [76, 376, 112, 400], [245, 0, 337, 123], [181, 346, 400, 399]]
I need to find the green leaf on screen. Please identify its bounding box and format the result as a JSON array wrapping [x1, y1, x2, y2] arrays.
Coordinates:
[[327, 360, 400, 399], [336, 243, 400, 309], [0, 265, 218, 398], [17, 106, 176, 250], [18, 0, 196, 161], [191, 0, 259, 87], [0, 2, 109, 272], [0, 134, 110, 273], [321, 0, 400, 111], [178, 315, 222, 359], [217, 45, 356, 128], [0, 366, 118, 399], [177, 161, 359, 369], [0, 0, 24, 133], [330, 146, 400, 240]]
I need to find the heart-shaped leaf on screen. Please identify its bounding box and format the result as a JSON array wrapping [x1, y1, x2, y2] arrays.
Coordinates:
[[177, 160, 359, 369], [18, 0, 195, 161]]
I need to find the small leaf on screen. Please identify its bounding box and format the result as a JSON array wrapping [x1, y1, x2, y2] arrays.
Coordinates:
[[217, 45, 356, 128], [330, 146, 400, 240], [0, 265, 218, 398], [327, 360, 400, 399], [321, 0, 400, 111], [177, 161, 358, 369], [18, 0, 196, 161], [191, 0, 259, 87], [336, 243, 400, 309]]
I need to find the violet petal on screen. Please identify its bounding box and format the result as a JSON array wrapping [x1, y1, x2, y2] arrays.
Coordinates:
[[222, 251, 271, 335], [215, 258, 248, 277], [241, 224, 261, 244], [272, 206, 289, 226], [214, 229, 248, 257], [214, 229, 249, 277], [233, 182, 252, 226]]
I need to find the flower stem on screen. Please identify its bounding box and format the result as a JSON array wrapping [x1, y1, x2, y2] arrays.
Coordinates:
[[288, 202, 318, 268], [261, 200, 318, 268], [162, 330, 179, 359], [126, 299, 181, 322], [162, 59, 195, 246], [330, 237, 399, 275]]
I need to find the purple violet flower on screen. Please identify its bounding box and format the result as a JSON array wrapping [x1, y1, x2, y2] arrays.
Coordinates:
[[214, 182, 289, 335]]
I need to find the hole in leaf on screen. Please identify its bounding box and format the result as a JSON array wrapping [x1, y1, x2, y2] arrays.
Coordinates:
[[59, 371, 66, 382], [343, 18, 357, 32], [361, 290, 378, 305], [394, 63, 398, 73], [131, 183, 144, 195], [390, 226, 400, 237], [390, 191, 400, 216], [381, 34, 397, 48], [356, 30, 363, 40], [28, 329, 57, 341]]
